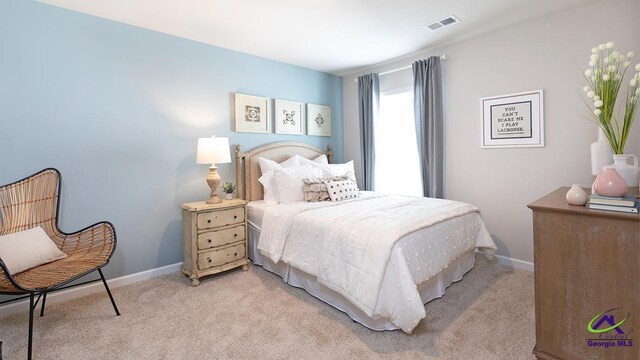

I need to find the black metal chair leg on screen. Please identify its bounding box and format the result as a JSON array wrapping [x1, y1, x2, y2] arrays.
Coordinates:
[[28, 293, 34, 360], [39, 292, 47, 317], [98, 268, 120, 316]]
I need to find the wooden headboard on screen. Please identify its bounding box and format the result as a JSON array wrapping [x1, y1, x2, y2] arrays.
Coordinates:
[[235, 142, 333, 202]]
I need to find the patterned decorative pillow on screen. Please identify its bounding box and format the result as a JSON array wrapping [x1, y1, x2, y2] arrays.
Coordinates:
[[324, 180, 360, 202], [302, 175, 350, 202]]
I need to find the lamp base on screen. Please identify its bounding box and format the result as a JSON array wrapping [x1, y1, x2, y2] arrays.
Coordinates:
[[206, 197, 222, 204], [205, 166, 222, 204]]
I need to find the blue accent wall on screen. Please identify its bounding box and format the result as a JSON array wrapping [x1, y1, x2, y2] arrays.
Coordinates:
[[0, 0, 343, 281]]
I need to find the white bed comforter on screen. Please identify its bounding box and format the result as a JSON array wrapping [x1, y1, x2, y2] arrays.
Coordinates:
[[257, 194, 496, 332]]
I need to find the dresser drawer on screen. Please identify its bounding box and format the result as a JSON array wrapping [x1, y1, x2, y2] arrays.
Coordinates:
[[197, 207, 244, 229], [198, 243, 246, 270], [198, 225, 246, 250]]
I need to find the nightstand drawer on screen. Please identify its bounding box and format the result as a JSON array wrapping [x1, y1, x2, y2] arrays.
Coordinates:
[[198, 243, 246, 270], [197, 207, 244, 229], [198, 225, 246, 250]]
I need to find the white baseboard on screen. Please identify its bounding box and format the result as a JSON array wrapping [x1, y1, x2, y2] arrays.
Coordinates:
[[1, 255, 533, 318], [494, 254, 534, 272], [0, 262, 182, 318]]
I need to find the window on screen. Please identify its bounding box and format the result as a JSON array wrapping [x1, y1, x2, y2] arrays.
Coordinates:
[[373, 89, 423, 197]]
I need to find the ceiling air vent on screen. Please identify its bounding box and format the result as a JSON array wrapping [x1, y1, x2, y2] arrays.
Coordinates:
[[424, 15, 460, 31]]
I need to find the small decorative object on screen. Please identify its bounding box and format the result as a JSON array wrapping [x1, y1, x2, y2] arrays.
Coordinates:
[[222, 182, 236, 200], [306, 103, 331, 136], [605, 154, 639, 187], [581, 42, 639, 170], [590, 128, 614, 176], [593, 168, 628, 197], [565, 184, 588, 206], [196, 136, 231, 204], [235, 93, 270, 133], [274, 99, 304, 135], [481, 89, 544, 148]]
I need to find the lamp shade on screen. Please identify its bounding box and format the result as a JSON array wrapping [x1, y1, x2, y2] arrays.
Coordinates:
[[196, 136, 231, 165]]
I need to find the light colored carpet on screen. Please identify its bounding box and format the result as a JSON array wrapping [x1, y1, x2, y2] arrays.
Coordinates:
[[0, 255, 535, 359]]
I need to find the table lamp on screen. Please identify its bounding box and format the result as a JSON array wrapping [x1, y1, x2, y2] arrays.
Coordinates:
[[196, 136, 231, 204]]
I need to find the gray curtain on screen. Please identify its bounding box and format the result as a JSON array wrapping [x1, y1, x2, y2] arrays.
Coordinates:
[[413, 57, 443, 198], [357, 73, 379, 191]]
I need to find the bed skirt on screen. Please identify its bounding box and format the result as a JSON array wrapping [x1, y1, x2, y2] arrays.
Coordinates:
[[248, 225, 476, 331]]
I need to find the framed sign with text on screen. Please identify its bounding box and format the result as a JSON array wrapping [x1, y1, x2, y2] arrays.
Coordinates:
[[481, 89, 544, 148]]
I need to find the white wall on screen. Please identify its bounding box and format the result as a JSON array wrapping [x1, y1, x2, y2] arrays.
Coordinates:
[[343, 0, 640, 263]]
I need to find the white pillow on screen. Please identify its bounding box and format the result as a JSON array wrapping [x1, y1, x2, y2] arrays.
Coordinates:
[[258, 172, 278, 205], [0, 226, 67, 275], [296, 156, 355, 181], [325, 179, 360, 202], [258, 156, 299, 204], [258, 156, 298, 175], [274, 166, 323, 203], [326, 161, 356, 182], [295, 154, 328, 166], [312, 154, 329, 165]]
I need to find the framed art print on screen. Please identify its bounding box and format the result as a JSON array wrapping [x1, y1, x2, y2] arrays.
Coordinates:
[[306, 103, 331, 137], [274, 99, 304, 135], [235, 93, 270, 133], [481, 89, 544, 148]]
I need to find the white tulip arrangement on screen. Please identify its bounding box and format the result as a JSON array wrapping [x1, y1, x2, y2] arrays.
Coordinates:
[[582, 41, 640, 154]]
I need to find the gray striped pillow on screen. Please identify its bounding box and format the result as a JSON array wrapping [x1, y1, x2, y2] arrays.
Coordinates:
[[302, 175, 350, 202]]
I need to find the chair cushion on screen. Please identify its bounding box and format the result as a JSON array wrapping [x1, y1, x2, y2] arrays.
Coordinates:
[[0, 226, 67, 275]]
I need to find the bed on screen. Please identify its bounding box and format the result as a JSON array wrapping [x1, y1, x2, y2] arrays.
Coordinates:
[[235, 142, 496, 333]]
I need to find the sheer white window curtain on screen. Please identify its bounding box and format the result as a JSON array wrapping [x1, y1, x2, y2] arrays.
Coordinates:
[[374, 89, 422, 197]]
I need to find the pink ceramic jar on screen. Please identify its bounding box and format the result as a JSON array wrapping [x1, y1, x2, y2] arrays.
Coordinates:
[[593, 168, 628, 197]]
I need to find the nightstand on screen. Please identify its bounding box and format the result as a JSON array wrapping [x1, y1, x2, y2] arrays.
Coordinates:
[[180, 199, 250, 286]]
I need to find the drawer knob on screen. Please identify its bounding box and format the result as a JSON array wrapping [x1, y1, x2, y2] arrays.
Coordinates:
[[207, 239, 212, 243], [207, 258, 212, 263], [234, 234, 238, 237], [233, 215, 237, 219], [234, 252, 238, 256], [207, 220, 211, 223]]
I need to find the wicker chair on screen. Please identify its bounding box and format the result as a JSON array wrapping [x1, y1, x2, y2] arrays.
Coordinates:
[[0, 168, 120, 360]]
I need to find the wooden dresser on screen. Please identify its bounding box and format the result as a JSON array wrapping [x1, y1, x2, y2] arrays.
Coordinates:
[[528, 187, 639, 360], [181, 199, 250, 286]]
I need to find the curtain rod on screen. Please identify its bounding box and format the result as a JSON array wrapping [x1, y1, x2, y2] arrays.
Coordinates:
[[354, 54, 447, 83]]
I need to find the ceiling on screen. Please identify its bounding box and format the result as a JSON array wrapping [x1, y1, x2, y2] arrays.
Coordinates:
[[37, 0, 597, 75]]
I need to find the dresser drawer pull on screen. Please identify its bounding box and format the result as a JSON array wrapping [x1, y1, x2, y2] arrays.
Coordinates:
[[207, 239, 212, 243], [207, 258, 212, 263], [234, 253, 238, 256], [233, 215, 237, 219], [207, 220, 212, 223], [234, 234, 238, 237]]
